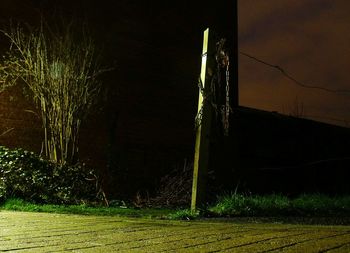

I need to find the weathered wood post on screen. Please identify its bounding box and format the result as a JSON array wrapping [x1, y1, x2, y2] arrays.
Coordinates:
[[191, 1, 238, 211], [191, 28, 215, 211]]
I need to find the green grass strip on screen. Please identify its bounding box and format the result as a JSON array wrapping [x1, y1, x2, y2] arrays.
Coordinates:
[[2, 194, 350, 221], [208, 193, 350, 217], [0, 198, 173, 219]]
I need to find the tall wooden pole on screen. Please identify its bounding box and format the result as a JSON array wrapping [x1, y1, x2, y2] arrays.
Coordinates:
[[191, 1, 238, 211], [191, 28, 215, 211]]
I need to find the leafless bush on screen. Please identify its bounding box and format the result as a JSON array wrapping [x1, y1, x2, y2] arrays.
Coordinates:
[[0, 20, 109, 164], [152, 160, 193, 207]]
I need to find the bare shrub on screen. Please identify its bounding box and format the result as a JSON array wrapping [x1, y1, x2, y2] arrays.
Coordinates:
[[0, 20, 109, 164], [152, 160, 193, 207]]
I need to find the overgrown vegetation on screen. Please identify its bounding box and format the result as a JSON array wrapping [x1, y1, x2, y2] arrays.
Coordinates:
[[0, 146, 104, 204], [0, 20, 109, 165]]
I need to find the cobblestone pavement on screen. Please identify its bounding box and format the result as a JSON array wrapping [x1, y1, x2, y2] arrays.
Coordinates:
[[1, 211, 350, 252]]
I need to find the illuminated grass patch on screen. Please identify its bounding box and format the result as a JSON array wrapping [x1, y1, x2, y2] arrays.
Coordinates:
[[209, 193, 350, 217], [1, 194, 349, 221], [0, 198, 172, 219]]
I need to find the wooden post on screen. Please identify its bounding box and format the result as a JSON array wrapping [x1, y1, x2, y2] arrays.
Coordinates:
[[191, 1, 238, 211], [191, 28, 215, 211]]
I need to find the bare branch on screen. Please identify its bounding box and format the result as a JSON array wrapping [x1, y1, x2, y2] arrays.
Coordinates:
[[0, 20, 108, 165]]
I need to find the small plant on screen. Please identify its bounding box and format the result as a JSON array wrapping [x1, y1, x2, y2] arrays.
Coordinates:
[[209, 193, 250, 216], [0, 146, 103, 204], [168, 209, 200, 220]]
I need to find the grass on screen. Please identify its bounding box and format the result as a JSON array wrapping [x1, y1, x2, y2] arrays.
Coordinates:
[[0, 199, 172, 219], [209, 193, 290, 217], [1, 194, 349, 221], [167, 209, 200, 220], [208, 193, 350, 217]]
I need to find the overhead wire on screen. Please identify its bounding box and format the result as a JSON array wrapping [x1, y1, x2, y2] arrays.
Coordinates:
[[239, 51, 350, 94]]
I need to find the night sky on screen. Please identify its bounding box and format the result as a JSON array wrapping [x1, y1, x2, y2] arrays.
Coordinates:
[[239, 0, 350, 127], [1, 0, 350, 129]]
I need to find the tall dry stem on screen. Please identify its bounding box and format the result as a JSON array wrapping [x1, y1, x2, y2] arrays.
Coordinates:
[[0, 20, 106, 165]]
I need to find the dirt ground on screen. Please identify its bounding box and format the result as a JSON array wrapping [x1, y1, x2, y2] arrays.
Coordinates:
[[1, 211, 350, 252]]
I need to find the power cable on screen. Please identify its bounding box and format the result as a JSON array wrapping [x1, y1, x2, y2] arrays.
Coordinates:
[[240, 51, 350, 94]]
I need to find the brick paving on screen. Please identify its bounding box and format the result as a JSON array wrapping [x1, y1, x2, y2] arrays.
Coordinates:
[[0, 211, 350, 252]]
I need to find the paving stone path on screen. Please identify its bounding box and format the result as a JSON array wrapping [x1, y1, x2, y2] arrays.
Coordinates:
[[1, 211, 350, 252]]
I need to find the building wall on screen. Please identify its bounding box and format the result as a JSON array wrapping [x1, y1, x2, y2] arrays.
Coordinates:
[[211, 106, 350, 195]]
